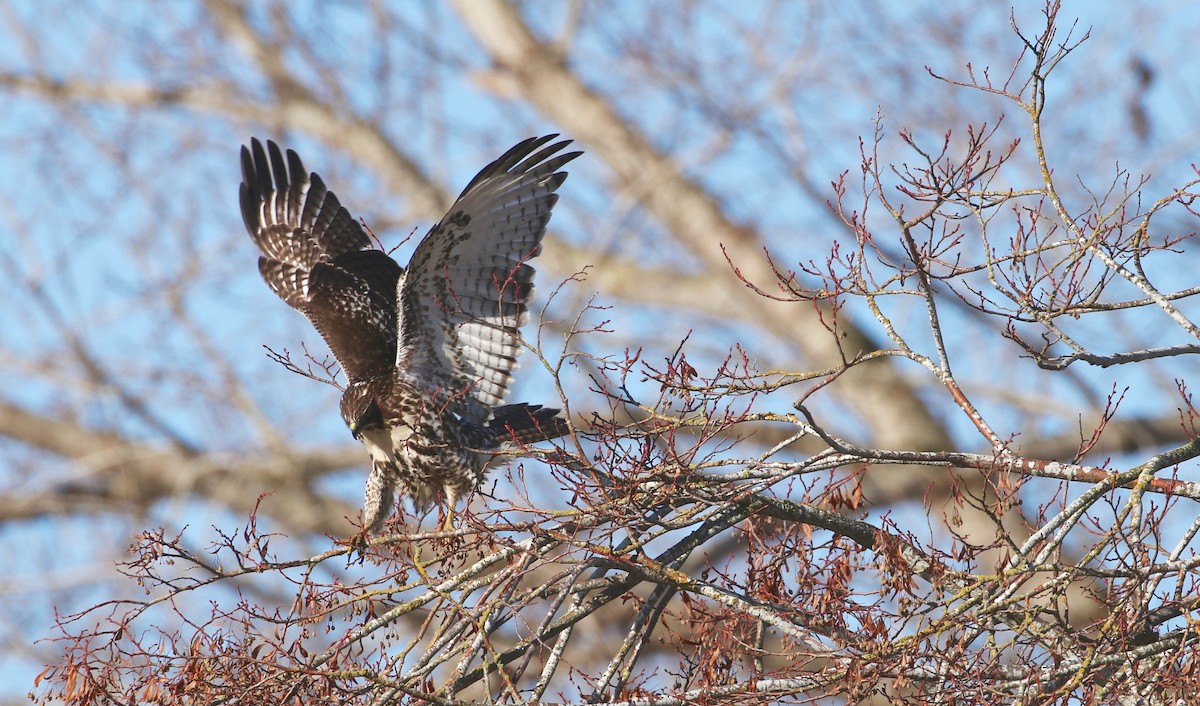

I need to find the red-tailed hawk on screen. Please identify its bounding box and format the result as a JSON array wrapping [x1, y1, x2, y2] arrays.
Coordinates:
[[240, 135, 579, 533]]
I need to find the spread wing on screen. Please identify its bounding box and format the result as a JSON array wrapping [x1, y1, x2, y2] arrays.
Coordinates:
[[396, 135, 581, 424], [240, 138, 402, 382]]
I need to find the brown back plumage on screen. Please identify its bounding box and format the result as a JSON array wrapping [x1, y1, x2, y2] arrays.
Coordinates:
[[240, 138, 401, 383]]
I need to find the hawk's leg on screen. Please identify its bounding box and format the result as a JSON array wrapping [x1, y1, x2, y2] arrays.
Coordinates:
[[440, 487, 459, 532], [363, 461, 399, 534]]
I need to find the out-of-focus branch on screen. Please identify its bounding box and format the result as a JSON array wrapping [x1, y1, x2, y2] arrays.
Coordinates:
[[537, 240, 744, 321], [0, 400, 359, 535], [448, 0, 952, 454], [203, 0, 449, 220]]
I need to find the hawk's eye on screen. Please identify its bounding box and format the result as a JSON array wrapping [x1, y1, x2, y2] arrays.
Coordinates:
[[358, 402, 384, 432]]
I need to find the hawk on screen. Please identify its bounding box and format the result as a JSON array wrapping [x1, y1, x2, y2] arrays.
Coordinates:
[[240, 135, 580, 533]]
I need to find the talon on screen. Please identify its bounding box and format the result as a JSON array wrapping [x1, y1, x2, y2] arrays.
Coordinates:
[[336, 528, 371, 563]]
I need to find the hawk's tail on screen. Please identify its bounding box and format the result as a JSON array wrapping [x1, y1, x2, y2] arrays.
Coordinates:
[[489, 403, 570, 445]]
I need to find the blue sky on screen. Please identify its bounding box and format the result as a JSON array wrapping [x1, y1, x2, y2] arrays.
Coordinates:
[[4, 0, 1200, 699]]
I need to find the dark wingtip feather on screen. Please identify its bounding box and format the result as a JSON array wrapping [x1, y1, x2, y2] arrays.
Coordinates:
[[286, 148, 306, 186], [518, 139, 576, 173], [238, 182, 258, 237], [456, 134, 575, 199], [250, 138, 272, 198], [489, 403, 570, 444], [239, 143, 255, 189], [241, 139, 272, 234]]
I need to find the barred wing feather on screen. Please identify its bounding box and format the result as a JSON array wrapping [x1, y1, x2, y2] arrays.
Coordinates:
[[240, 138, 401, 382], [396, 135, 581, 424]]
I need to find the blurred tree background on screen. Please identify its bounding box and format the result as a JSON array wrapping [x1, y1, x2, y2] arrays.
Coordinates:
[[3, 1, 1200, 702]]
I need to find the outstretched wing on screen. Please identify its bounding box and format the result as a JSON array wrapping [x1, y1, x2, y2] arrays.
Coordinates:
[[397, 135, 581, 424], [240, 138, 402, 382]]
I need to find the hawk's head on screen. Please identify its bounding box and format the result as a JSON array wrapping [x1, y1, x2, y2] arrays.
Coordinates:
[[340, 379, 387, 439]]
